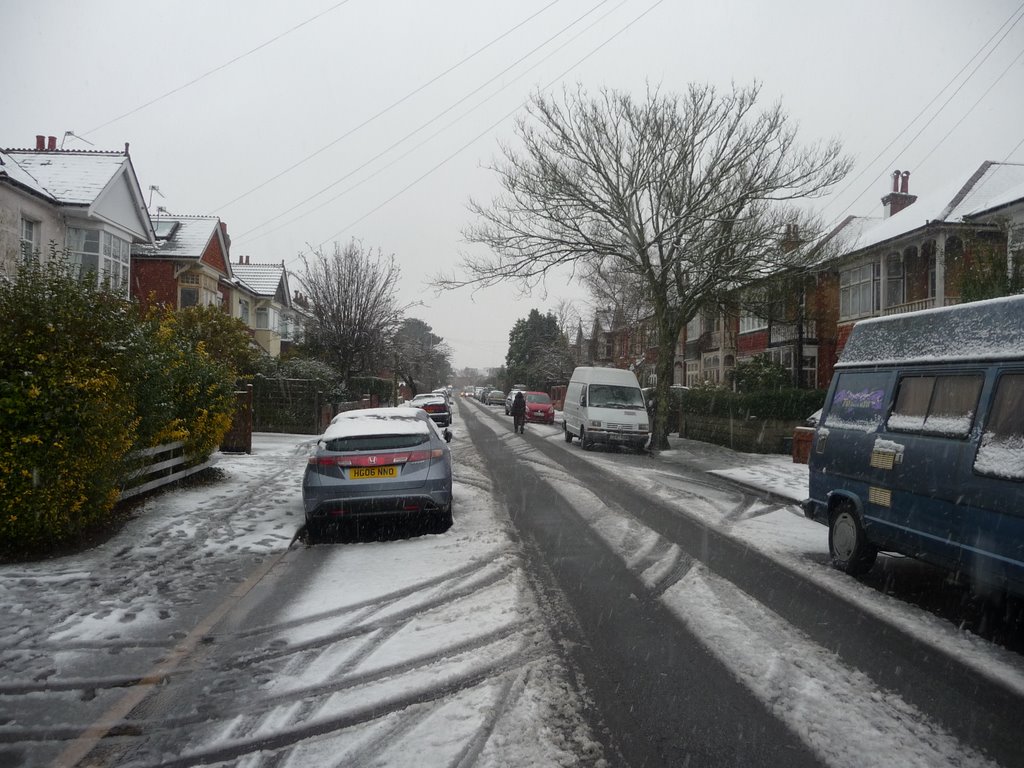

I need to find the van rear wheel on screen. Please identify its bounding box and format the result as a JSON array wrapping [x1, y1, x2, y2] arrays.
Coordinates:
[[829, 502, 877, 575]]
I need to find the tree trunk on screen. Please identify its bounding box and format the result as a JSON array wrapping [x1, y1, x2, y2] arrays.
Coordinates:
[[652, 311, 681, 450]]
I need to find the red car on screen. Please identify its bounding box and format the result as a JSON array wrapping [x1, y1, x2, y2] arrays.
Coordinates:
[[523, 391, 555, 424]]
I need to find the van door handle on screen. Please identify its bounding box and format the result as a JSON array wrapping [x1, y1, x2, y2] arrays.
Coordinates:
[[815, 432, 827, 453]]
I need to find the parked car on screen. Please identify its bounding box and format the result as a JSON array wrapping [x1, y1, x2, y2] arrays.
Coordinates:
[[523, 391, 555, 424], [504, 384, 527, 415], [303, 406, 453, 538], [407, 392, 451, 427], [486, 389, 506, 406]]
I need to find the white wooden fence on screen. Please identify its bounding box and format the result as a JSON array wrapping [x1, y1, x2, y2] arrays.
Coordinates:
[[118, 441, 217, 501]]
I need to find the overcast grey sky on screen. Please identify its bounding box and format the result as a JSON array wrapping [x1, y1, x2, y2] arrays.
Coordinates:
[[5, 0, 1023, 371]]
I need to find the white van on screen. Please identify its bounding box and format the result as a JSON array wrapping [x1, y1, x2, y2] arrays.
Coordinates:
[[563, 367, 650, 451]]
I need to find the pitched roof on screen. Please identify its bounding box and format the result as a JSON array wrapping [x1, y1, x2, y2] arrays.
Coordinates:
[[133, 214, 223, 260], [0, 148, 131, 204], [233, 261, 288, 298], [843, 161, 1024, 254]]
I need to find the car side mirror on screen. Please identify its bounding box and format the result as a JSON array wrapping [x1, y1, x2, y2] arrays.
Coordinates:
[[443, 429, 453, 443]]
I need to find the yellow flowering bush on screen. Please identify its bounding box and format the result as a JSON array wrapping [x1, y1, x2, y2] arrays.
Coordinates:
[[1, 260, 240, 559]]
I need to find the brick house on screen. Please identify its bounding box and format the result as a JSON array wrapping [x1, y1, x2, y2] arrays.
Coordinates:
[[677, 161, 1024, 390], [131, 213, 235, 312], [1, 135, 154, 285]]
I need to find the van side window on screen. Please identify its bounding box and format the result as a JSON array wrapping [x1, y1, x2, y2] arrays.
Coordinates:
[[974, 373, 1024, 481], [823, 371, 888, 431], [887, 375, 981, 438]]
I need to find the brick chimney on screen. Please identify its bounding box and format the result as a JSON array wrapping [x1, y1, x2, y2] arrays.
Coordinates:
[[881, 170, 917, 218], [47, 136, 57, 151], [35, 135, 45, 150]]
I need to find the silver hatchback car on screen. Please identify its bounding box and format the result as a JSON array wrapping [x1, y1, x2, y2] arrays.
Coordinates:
[[303, 407, 453, 539]]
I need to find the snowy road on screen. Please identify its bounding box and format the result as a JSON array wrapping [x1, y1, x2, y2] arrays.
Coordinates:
[[0, 400, 1022, 767]]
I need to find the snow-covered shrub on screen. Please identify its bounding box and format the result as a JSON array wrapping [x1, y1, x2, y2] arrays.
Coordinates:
[[0, 259, 139, 554], [0, 260, 240, 558]]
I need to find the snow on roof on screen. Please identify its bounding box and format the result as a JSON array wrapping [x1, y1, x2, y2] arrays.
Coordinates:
[[843, 162, 1024, 254], [233, 261, 286, 296], [837, 294, 1024, 367], [323, 407, 431, 440], [962, 175, 1024, 218], [0, 148, 128, 204], [132, 214, 219, 259]]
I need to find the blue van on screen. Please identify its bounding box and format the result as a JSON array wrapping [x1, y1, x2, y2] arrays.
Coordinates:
[[803, 295, 1024, 596]]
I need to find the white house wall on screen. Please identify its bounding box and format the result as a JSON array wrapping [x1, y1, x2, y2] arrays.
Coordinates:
[[0, 185, 67, 278]]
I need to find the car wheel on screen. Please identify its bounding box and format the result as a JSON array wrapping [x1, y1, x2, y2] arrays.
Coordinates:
[[428, 504, 453, 534], [563, 422, 573, 443], [829, 502, 877, 575], [580, 426, 593, 451]]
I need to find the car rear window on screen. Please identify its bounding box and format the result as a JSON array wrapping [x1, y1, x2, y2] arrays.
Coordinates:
[[526, 393, 551, 403], [323, 433, 429, 452]]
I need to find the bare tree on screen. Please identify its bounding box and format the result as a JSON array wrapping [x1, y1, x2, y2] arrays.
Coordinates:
[[437, 82, 851, 447], [300, 239, 409, 383]]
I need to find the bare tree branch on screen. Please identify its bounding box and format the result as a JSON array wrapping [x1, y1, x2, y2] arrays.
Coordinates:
[[435, 81, 852, 447]]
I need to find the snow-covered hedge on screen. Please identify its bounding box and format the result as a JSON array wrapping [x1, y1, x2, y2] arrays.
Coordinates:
[[0, 259, 237, 558]]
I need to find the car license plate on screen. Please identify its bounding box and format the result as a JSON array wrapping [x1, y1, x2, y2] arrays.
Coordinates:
[[349, 466, 398, 480]]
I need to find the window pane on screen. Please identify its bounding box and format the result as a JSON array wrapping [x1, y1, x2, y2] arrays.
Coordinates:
[[975, 373, 1024, 480], [922, 375, 981, 437], [888, 376, 933, 432]]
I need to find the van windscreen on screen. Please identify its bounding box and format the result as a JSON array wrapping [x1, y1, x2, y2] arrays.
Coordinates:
[[588, 384, 645, 409], [825, 372, 889, 431]]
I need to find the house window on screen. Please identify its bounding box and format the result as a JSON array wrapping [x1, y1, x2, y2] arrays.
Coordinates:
[[239, 299, 250, 324], [20, 217, 40, 261], [66, 227, 100, 279], [886, 255, 904, 307], [739, 309, 768, 334], [256, 307, 269, 330], [101, 231, 130, 289], [839, 263, 879, 319], [67, 227, 130, 289], [178, 271, 221, 308]]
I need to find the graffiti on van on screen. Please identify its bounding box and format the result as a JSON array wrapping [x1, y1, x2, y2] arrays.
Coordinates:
[[823, 371, 889, 432]]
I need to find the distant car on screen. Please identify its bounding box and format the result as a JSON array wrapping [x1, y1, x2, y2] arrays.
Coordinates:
[[523, 391, 555, 424], [302, 407, 453, 538], [407, 393, 452, 427], [487, 389, 505, 406]]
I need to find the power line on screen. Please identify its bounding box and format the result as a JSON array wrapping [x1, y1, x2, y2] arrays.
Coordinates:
[[214, 0, 564, 211], [83, 0, 356, 136], [235, 0, 620, 243], [916, 45, 1024, 169], [821, 0, 1024, 224], [308, 0, 667, 257]]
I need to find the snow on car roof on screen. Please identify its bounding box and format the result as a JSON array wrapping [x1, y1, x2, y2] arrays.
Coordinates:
[[323, 407, 430, 439], [838, 294, 1024, 367]]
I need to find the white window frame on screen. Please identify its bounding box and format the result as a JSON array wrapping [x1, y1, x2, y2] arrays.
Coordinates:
[[20, 217, 40, 262], [839, 262, 880, 320], [739, 309, 768, 334]]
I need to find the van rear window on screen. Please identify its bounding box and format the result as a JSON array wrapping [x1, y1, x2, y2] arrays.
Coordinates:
[[887, 374, 981, 438], [824, 372, 888, 431], [975, 373, 1024, 480]]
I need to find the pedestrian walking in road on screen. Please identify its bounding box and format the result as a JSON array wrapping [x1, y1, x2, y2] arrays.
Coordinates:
[[511, 391, 527, 434]]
